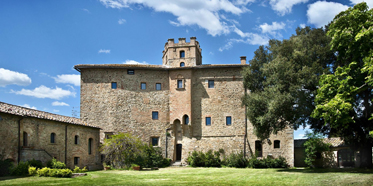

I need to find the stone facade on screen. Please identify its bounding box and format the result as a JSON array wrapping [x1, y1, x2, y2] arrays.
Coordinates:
[[0, 102, 102, 170], [75, 37, 294, 166]]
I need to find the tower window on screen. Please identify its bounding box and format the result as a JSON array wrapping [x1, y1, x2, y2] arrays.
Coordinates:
[[208, 80, 214, 88], [180, 51, 185, 58], [111, 82, 117, 89], [23, 132, 28, 146], [74, 157, 79, 165], [152, 111, 159, 120], [177, 80, 183, 89], [180, 62, 185, 67], [226, 116, 232, 126], [184, 115, 189, 125], [206, 117, 211, 126]]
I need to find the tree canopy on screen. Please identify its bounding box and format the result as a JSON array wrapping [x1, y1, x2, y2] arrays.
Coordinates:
[[311, 2, 373, 167], [242, 26, 336, 139]]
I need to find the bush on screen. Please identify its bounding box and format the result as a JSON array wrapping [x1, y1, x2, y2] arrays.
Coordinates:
[[46, 158, 66, 169], [28, 159, 43, 169], [73, 166, 88, 173], [248, 156, 289, 168], [142, 145, 171, 168], [37, 167, 51, 177], [0, 157, 13, 176], [37, 167, 72, 177], [11, 161, 29, 176], [187, 150, 221, 167], [162, 158, 171, 167], [223, 151, 248, 168], [28, 166, 37, 176]]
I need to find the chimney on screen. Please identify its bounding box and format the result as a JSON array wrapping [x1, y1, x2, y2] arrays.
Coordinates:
[[190, 37, 196, 44], [240, 56, 246, 64], [167, 38, 174, 47]]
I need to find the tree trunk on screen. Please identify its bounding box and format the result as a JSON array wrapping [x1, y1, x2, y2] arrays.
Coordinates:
[[359, 143, 372, 168]]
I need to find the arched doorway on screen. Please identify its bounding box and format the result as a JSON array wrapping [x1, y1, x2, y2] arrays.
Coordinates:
[[173, 119, 182, 161]]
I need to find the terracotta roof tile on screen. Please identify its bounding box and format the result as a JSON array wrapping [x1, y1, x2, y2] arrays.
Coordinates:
[[0, 102, 100, 129]]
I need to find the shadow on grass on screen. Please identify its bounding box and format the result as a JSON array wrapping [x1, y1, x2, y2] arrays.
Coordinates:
[[277, 168, 373, 174], [0, 176, 26, 181]]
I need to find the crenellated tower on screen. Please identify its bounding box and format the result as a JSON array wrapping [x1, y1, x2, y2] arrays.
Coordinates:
[[162, 37, 202, 67]]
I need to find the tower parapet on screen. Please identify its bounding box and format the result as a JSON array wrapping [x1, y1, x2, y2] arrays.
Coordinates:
[[162, 37, 202, 67]]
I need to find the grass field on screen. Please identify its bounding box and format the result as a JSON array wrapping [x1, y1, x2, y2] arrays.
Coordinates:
[[0, 167, 372, 186]]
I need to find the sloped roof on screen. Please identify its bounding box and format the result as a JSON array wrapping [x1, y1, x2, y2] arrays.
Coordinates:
[[0, 102, 100, 129], [294, 137, 346, 148], [74, 64, 247, 71]]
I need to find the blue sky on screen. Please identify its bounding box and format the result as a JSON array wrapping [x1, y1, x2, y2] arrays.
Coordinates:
[[0, 0, 371, 139]]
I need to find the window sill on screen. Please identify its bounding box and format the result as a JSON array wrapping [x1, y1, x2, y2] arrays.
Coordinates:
[[176, 88, 185, 90]]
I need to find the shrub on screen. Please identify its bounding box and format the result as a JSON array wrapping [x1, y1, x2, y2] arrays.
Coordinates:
[[11, 161, 29, 176], [73, 166, 88, 173], [162, 158, 171, 167], [0, 157, 13, 176], [28, 159, 43, 169], [47, 158, 66, 169], [187, 150, 221, 167], [28, 166, 37, 176], [37, 167, 72, 177], [223, 151, 248, 168], [142, 145, 171, 168], [248, 156, 289, 168], [37, 167, 51, 177]]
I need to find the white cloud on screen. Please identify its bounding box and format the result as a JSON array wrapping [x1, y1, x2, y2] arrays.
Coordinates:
[[123, 60, 148, 65], [12, 85, 76, 100], [0, 68, 31, 87], [219, 35, 268, 52], [269, 0, 309, 16], [299, 23, 306, 28], [99, 0, 249, 36], [118, 18, 126, 24], [98, 49, 110, 54], [83, 9, 90, 13], [52, 101, 70, 106], [53, 109, 60, 113], [350, 0, 373, 8], [259, 22, 286, 36], [307, 1, 349, 28], [22, 104, 37, 110], [53, 74, 80, 86]]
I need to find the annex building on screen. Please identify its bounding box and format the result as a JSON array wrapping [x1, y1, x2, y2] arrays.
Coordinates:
[[75, 37, 294, 166], [0, 102, 102, 170]]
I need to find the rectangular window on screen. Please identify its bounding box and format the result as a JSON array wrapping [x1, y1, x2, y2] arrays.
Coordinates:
[[141, 82, 146, 90], [151, 137, 159, 147], [177, 80, 183, 88], [127, 69, 135, 75], [74, 135, 79, 145], [208, 80, 214, 88], [206, 117, 211, 126], [152, 111, 158, 120], [111, 82, 117, 89], [226, 116, 232, 126], [74, 157, 79, 165], [156, 83, 161, 90], [88, 138, 93, 155]]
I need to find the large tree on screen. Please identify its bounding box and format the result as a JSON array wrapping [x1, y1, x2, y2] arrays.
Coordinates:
[[242, 27, 336, 140], [311, 2, 373, 168]]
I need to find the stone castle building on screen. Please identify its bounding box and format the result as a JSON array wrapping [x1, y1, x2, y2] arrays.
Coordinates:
[[0, 102, 102, 170], [75, 37, 294, 166]]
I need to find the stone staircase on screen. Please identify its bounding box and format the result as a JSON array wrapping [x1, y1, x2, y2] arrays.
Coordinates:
[[171, 161, 183, 167]]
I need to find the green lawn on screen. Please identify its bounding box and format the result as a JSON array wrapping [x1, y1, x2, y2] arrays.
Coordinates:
[[0, 167, 372, 186]]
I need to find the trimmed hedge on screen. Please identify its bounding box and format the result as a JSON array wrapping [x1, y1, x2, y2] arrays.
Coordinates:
[[36, 167, 72, 177]]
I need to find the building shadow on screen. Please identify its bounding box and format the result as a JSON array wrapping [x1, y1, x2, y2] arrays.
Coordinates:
[[277, 168, 373, 174]]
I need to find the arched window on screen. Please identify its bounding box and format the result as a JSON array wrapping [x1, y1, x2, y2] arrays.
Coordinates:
[[183, 115, 189, 125], [23, 132, 28, 146], [88, 138, 93, 155], [274, 140, 280, 148], [51, 133, 56, 143], [180, 51, 185, 58], [74, 135, 79, 145], [180, 62, 185, 67]]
